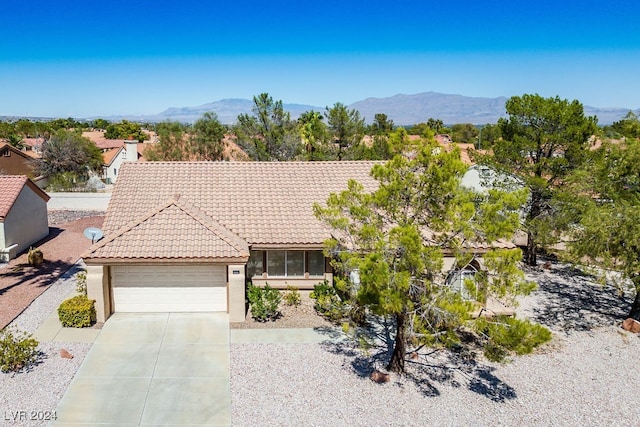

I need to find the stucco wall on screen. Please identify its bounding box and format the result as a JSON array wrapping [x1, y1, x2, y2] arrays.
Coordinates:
[[2, 185, 49, 257], [104, 149, 127, 184]]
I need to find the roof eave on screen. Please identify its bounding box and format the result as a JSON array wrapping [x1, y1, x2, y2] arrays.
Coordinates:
[[83, 256, 250, 266]]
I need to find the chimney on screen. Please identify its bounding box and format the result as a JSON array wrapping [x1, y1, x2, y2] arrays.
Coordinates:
[[125, 137, 138, 162]]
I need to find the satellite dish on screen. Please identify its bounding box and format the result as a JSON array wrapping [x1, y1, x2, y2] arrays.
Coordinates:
[[83, 227, 104, 244]]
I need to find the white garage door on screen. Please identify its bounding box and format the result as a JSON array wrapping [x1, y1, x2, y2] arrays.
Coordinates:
[[111, 265, 227, 312]]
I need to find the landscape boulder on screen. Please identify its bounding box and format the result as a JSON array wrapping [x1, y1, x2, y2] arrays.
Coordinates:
[[370, 370, 390, 384], [621, 318, 640, 334], [60, 348, 74, 359]]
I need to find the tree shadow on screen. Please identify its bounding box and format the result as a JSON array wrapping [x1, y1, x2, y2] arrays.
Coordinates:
[[523, 263, 631, 332], [315, 318, 517, 402], [0, 259, 77, 296], [0, 226, 83, 296], [2, 349, 47, 377]]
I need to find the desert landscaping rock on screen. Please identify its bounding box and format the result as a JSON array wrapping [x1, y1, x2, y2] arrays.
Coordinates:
[[231, 263, 640, 426], [3, 260, 640, 426], [1, 265, 90, 427]]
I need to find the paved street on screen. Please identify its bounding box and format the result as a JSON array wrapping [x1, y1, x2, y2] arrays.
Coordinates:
[[47, 192, 112, 211]]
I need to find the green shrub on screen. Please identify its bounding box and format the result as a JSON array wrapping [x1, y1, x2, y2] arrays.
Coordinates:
[[27, 247, 44, 267], [310, 280, 349, 322], [0, 328, 39, 373], [247, 283, 281, 322], [75, 271, 87, 296], [283, 285, 301, 306], [475, 316, 552, 362], [58, 295, 96, 328]]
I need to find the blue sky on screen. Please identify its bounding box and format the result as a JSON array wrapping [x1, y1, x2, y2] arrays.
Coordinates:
[[1, 0, 639, 118]]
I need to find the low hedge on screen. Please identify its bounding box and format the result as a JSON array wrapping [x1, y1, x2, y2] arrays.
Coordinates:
[[58, 295, 96, 328]]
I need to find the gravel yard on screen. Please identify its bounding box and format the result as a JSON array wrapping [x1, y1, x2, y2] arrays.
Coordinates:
[[231, 264, 640, 426], [0, 264, 90, 427], [2, 258, 640, 426]]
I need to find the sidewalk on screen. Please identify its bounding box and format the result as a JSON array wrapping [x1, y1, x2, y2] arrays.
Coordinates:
[[33, 290, 102, 344]]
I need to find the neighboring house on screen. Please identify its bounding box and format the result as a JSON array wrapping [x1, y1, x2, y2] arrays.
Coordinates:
[[101, 140, 140, 184], [21, 137, 44, 155], [0, 176, 50, 261], [83, 161, 380, 323], [0, 143, 47, 188]]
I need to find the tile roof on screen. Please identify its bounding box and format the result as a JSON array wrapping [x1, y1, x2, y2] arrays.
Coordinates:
[[84, 160, 514, 262], [0, 175, 50, 220], [84, 161, 379, 261], [102, 147, 123, 166], [82, 131, 126, 150], [85, 194, 250, 262]]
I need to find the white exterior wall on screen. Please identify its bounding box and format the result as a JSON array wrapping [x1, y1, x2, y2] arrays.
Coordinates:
[[125, 141, 138, 162], [103, 148, 127, 184], [1, 186, 48, 259]]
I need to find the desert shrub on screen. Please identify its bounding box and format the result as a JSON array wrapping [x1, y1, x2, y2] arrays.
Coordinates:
[[283, 285, 301, 306], [247, 283, 281, 321], [475, 316, 552, 362], [58, 295, 96, 328], [75, 271, 87, 296], [27, 247, 44, 267], [310, 280, 349, 322], [0, 328, 39, 373]]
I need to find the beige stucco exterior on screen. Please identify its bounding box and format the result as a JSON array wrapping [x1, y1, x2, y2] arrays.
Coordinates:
[[87, 265, 112, 323], [0, 184, 49, 261], [227, 264, 246, 322]]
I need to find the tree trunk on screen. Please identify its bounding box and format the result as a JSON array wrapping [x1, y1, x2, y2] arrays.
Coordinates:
[[524, 188, 543, 267], [386, 312, 406, 373], [525, 230, 537, 266], [628, 285, 640, 321]]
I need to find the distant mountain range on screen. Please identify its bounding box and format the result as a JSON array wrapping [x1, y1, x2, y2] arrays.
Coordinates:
[[94, 92, 639, 125]]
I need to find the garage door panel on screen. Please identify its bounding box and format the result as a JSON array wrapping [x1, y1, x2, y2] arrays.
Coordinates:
[[113, 288, 227, 312], [112, 265, 226, 288], [111, 265, 227, 312]]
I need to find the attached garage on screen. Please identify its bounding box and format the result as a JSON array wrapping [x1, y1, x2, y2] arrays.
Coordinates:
[[111, 265, 227, 312]]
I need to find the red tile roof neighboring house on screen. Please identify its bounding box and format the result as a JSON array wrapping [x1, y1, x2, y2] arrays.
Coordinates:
[[102, 147, 124, 167], [82, 131, 126, 150], [0, 175, 50, 220]]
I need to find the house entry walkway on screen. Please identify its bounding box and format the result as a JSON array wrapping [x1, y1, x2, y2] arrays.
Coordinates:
[[52, 312, 231, 426]]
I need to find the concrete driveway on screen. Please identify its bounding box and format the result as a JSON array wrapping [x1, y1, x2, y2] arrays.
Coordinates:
[[53, 313, 231, 426]]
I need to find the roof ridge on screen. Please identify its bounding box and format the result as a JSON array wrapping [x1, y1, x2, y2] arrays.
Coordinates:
[[172, 196, 249, 255], [82, 197, 176, 257], [83, 195, 249, 259]]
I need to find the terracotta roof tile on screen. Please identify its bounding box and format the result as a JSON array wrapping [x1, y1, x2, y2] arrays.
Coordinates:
[[85, 160, 514, 261], [92, 162, 379, 258], [0, 176, 27, 219], [102, 147, 123, 166], [85, 194, 249, 261]]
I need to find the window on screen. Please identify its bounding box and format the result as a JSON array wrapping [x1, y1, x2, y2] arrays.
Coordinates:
[[247, 250, 264, 277], [114, 168, 117, 176], [445, 268, 478, 300], [286, 251, 304, 276], [267, 251, 285, 276], [248, 250, 325, 277], [308, 251, 325, 276]]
